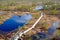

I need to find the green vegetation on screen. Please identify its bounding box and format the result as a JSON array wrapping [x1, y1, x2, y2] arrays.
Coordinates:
[[0, 16, 1, 19], [42, 22, 49, 30], [55, 30, 60, 35], [44, 1, 54, 5], [0, 0, 60, 40], [43, 1, 60, 15], [32, 13, 40, 19], [51, 9, 57, 15], [42, 23, 48, 28], [7, 2, 16, 6], [25, 37, 32, 40], [0, 3, 33, 11], [16, 5, 32, 12], [0, 0, 59, 13]]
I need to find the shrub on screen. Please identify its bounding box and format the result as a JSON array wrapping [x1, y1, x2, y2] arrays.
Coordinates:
[[7, 2, 16, 6], [44, 1, 54, 5], [51, 9, 57, 15], [16, 5, 32, 12]]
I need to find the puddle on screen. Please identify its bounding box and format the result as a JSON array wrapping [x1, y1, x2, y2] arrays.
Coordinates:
[[48, 20, 59, 35], [31, 20, 59, 40], [0, 14, 32, 33], [34, 6, 43, 10]]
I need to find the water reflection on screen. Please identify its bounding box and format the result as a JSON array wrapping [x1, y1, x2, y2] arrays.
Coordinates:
[[48, 20, 59, 35], [31, 20, 59, 40], [0, 14, 32, 33], [34, 6, 43, 10]]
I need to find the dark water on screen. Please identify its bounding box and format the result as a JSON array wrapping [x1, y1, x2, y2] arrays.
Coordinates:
[[0, 14, 32, 33], [34, 6, 43, 10], [37, 32, 46, 38], [31, 20, 59, 40], [31, 35, 37, 40], [47, 21, 59, 35]]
